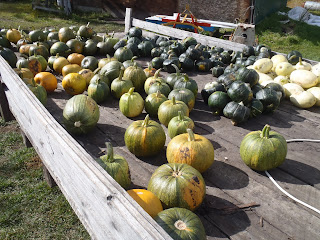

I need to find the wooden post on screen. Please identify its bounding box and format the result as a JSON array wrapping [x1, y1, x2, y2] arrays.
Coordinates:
[[20, 130, 33, 148], [0, 75, 14, 122], [125, 8, 133, 33], [43, 166, 57, 188]]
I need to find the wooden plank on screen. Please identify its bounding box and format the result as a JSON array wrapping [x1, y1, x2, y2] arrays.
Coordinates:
[[132, 18, 246, 51], [0, 78, 14, 122], [0, 56, 172, 240], [125, 8, 133, 33], [43, 165, 57, 188]]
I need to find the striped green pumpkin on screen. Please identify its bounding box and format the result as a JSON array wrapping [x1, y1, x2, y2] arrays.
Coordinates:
[[119, 87, 144, 118], [158, 97, 189, 127]]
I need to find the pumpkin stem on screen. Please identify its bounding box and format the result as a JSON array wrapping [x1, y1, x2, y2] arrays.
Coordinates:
[[118, 67, 124, 80], [174, 220, 187, 230], [171, 96, 176, 105], [155, 90, 162, 98], [86, 22, 90, 28], [142, 114, 150, 127], [298, 57, 302, 65], [105, 142, 114, 161], [128, 87, 135, 95], [183, 74, 189, 82], [154, 68, 162, 78], [177, 111, 184, 121], [172, 64, 180, 75], [131, 56, 137, 62], [260, 124, 270, 139], [74, 121, 82, 128], [187, 128, 195, 141], [93, 67, 101, 74]]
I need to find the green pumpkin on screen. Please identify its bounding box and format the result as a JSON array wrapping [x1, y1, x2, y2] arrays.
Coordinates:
[[147, 163, 205, 211], [122, 56, 140, 69], [27, 79, 47, 106], [182, 36, 197, 48], [119, 87, 144, 118], [173, 74, 198, 97], [81, 56, 98, 71], [168, 88, 195, 112], [151, 57, 164, 69], [144, 91, 168, 117], [166, 64, 185, 89], [223, 101, 250, 125], [195, 57, 211, 72], [148, 80, 171, 96], [123, 62, 146, 92], [97, 33, 119, 55], [63, 95, 100, 135], [83, 39, 98, 56], [47, 31, 59, 41], [255, 88, 280, 113], [90, 72, 111, 87], [265, 82, 285, 101], [66, 38, 84, 53], [163, 55, 181, 73], [227, 81, 253, 103], [29, 29, 46, 42], [87, 77, 110, 104], [158, 96, 189, 127], [97, 142, 131, 189], [240, 124, 287, 171], [168, 111, 194, 139], [100, 60, 123, 81], [0, 36, 11, 48], [287, 50, 302, 65], [208, 91, 231, 115], [126, 42, 139, 56], [0, 46, 17, 68], [144, 69, 166, 94], [125, 114, 166, 157], [138, 40, 154, 57], [77, 22, 94, 39], [114, 46, 134, 63], [29, 54, 47, 72], [48, 54, 59, 70], [211, 66, 224, 78], [28, 43, 49, 59], [50, 41, 70, 57], [58, 27, 75, 43], [111, 68, 133, 99], [235, 67, 259, 87], [247, 98, 264, 118], [242, 45, 255, 57], [201, 82, 226, 105], [128, 27, 142, 38], [155, 207, 206, 240]]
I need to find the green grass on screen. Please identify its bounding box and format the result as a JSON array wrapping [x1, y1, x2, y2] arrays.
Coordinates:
[[0, 119, 90, 239]]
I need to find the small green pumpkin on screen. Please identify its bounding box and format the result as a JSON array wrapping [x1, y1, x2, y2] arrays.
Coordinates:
[[110, 68, 133, 99], [144, 68, 166, 94], [168, 88, 195, 112], [173, 74, 198, 97], [235, 67, 259, 87], [123, 62, 147, 92], [100, 60, 123, 81], [87, 77, 110, 104], [158, 97, 189, 127], [144, 91, 168, 117], [223, 101, 250, 125], [227, 81, 253, 103], [255, 88, 280, 113], [114, 46, 134, 63], [166, 64, 185, 89], [148, 80, 171, 96], [240, 124, 287, 171], [168, 111, 194, 139], [119, 87, 144, 118], [208, 91, 231, 115], [27, 78, 47, 106]]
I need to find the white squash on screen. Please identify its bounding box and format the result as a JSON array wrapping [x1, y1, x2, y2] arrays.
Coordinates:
[[246, 65, 255, 70], [290, 69, 318, 89], [271, 54, 288, 71], [306, 87, 320, 106], [258, 72, 273, 84], [290, 91, 316, 108], [266, 71, 277, 79], [253, 58, 273, 73], [312, 63, 320, 77], [274, 75, 290, 86], [295, 58, 312, 71], [283, 83, 304, 98], [204, 80, 219, 89], [260, 80, 275, 87], [275, 62, 295, 76]]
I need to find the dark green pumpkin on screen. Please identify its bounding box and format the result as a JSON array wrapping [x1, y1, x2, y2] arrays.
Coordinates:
[[125, 114, 166, 157], [208, 91, 231, 115], [181, 36, 197, 48], [235, 67, 259, 87], [58, 27, 75, 43], [163, 55, 181, 73], [90, 72, 111, 87], [247, 98, 264, 118], [219, 51, 232, 64], [151, 47, 164, 58], [223, 101, 250, 125], [195, 57, 211, 72], [166, 64, 185, 89], [111, 68, 134, 99], [100, 60, 123, 81], [126, 42, 139, 56], [168, 88, 195, 112], [265, 82, 285, 101], [0, 46, 17, 68], [0, 36, 11, 48], [81, 56, 98, 71], [151, 57, 164, 69], [158, 97, 189, 127], [217, 73, 236, 90], [97, 142, 131, 189], [66, 38, 84, 54], [212, 66, 224, 78], [138, 40, 154, 57], [119, 87, 144, 118], [255, 88, 280, 113], [169, 41, 185, 56], [240, 124, 287, 171], [144, 91, 168, 117], [63, 95, 100, 135], [227, 81, 253, 103], [83, 39, 98, 56], [123, 62, 146, 92], [168, 111, 194, 139], [178, 54, 194, 71], [47, 31, 59, 41], [127, 36, 141, 45], [128, 27, 142, 39], [113, 38, 127, 52], [77, 22, 94, 39], [201, 82, 226, 104], [173, 74, 198, 97], [148, 80, 171, 97], [87, 77, 110, 104], [223, 63, 240, 75], [287, 50, 302, 65], [50, 41, 70, 57], [242, 45, 255, 57], [114, 46, 134, 63], [123, 56, 140, 69], [29, 29, 46, 42], [97, 34, 119, 55], [185, 44, 202, 60], [252, 83, 263, 97]]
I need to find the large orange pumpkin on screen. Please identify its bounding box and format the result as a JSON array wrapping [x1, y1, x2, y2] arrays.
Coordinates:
[[34, 72, 58, 93], [127, 189, 163, 218], [62, 64, 82, 77], [67, 53, 85, 66], [53, 56, 69, 74], [62, 73, 87, 95]]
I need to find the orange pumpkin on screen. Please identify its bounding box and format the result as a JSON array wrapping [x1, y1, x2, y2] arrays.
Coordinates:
[[127, 189, 163, 218], [78, 68, 94, 86], [67, 53, 85, 66], [62, 64, 82, 77], [6, 28, 21, 44], [19, 44, 33, 56], [62, 73, 87, 95], [53, 56, 69, 74], [34, 72, 58, 93], [144, 62, 158, 78]]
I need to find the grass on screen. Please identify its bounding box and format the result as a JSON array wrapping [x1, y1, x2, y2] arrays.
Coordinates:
[[0, 118, 90, 239]]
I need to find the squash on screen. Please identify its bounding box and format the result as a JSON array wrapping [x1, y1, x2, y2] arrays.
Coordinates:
[[123, 56, 140, 69], [223, 101, 250, 125], [235, 67, 259, 87], [312, 63, 320, 78], [255, 88, 280, 113], [127, 189, 163, 218], [155, 207, 206, 240], [62, 64, 82, 77], [211, 66, 224, 78], [114, 46, 133, 63], [50, 41, 71, 57], [100, 60, 123, 81], [257, 72, 273, 85], [173, 74, 198, 97], [111, 68, 133, 99], [208, 91, 231, 115], [253, 58, 273, 73], [66, 38, 84, 54], [97, 142, 131, 189], [271, 54, 288, 71], [6, 28, 21, 44], [290, 70, 318, 89], [144, 91, 168, 117], [283, 83, 304, 98], [78, 68, 94, 86], [123, 62, 147, 92], [295, 57, 312, 71], [227, 81, 253, 103], [275, 62, 295, 76], [53, 56, 69, 74], [14, 67, 34, 80], [168, 88, 195, 112], [247, 98, 264, 118], [138, 40, 154, 57], [307, 87, 320, 106], [168, 111, 194, 139], [67, 53, 85, 66], [128, 27, 142, 38], [125, 114, 166, 157], [167, 128, 214, 173], [29, 43, 49, 59], [148, 80, 171, 97], [0, 46, 17, 68], [83, 39, 98, 56], [144, 69, 166, 94], [201, 82, 226, 104], [158, 97, 189, 127], [119, 87, 144, 117], [287, 50, 302, 65], [240, 124, 287, 171], [27, 79, 47, 106], [98, 55, 117, 68], [77, 22, 94, 38], [147, 163, 206, 211], [166, 64, 185, 89], [290, 91, 316, 109], [144, 62, 158, 78], [87, 77, 110, 104], [0, 35, 11, 48], [274, 75, 290, 86], [34, 72, 57, 93], [62, 73, 87, 95], [81, 56, 98, 71], [63, 94, 100, 135], [29, 54, 47, 72], [58, 27, 75, 43]]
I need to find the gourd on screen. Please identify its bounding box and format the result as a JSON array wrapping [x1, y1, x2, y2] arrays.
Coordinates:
[[290, 70, 318, 89], [168, 111, 194, 139], [307, 87, 320, 106], [111, 68, 133, 99], [148, 80, 171, 97], [81, 56, 98, 71], [271, 54, 288, 71], [287, 50, 302, 65], [255, 88, 280, 113], [283, 83, 304, 98], [208, 91, 231, 115], [97, 142, 131, 189], [123, 62, 147, 92], [114, 46, 134, 63], [124, 114, 166, 157], [53, 56, 69, 74], [223, 101, 250, 125], [34, 72, 57, 93], [158, 97, 189, 127], [274, 75, 290, 86], [290, 91, 317, 109], [240, 124, 287, 171], [63, 95, 100, 135], [147, 163, 206, 211], [67, 53, 85, 66], [235, 67, 259, 87], [144, 91, 168, 117], [295, 57, 312, 71], [253, 58, 273, 73], [227, 81, 253, 103], [100, 60, 123, 81], [87, 77, 110, 104], [119, 87, 144, 117], [62, 73, 87, 95], [275, 62, 295, 76], [66, 39, 84, 54], [167, 129, 214, 173]]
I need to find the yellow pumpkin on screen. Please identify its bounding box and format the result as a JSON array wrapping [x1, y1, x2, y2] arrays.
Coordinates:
[[19, 44, 33, 56], [34, 72, 58, 93], [127, 189, 163, 218], [62, 73, 87, 95], [28, 58, 42, 76], [78, 68, 94, 86], [67, 53, 85, 66], [62, 64, 82, 77], [14, 68, 34, 80], [6, 28, 21, 44], [53, 56, 69, 74]]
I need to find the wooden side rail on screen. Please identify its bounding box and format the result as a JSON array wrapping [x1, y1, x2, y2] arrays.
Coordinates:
[[0, 56, 171, 240]]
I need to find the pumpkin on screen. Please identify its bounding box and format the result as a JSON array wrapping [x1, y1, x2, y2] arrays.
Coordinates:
[[138, 40, 154, 57], [144, 69, 166, 94], [77, 22, 94, 38], [144, 62, 158, 78], [265, 82, 285, 101], [173, 74, 198, 97], [240, 124, 287, 171], [253, 58, 273, 73], [208, 91, 231, 115], [307, 87, 320, 106], [87, 77, 110, 104], [179, 54, 194, 71], [168, 111, 194, 139], [119, 87, 144, 117], [155, 207, 206, 240], [48, 54, 59, 70], [114, 46, 133, 63], [58, 27, 75, 43], [6, 28, 21, 44], [151, 57, 164, 69], [66, 53, 84, 66], [158, 97, 189, 127], [29, 54, 47, 72], [127, 189, 163, 218], [62, 64, 82, 77], [275, 62, 295, 76], [247, 98, 264, 118], [78, 68, 94, 86], [147, 163, 205, 211], [211, 66, 224, 78], [81, 56, 98, 71], [274, 75, 290, 86], [144, 91, 168, 117], [27, 79, 47, 106], [128, 27, 142, 38], [0, 35, 11, 48], [100, 60, 123, 81], [168, 88, 195, 112], [235, 67, 259, 87], [123, 56, 140, 69], [66, 38, 84, 54], [123, 62, 147, 92], [290, 70, 318, 89], [223, 101, 250, 125], [97, 142, 131, 189], [201, 81, 226, 104], [29, 29, 46, 42], [166, 64, 185, 89], [50, 41, 71, 57], [98, 55, 117, 68], [83, 39, 98, 56], [53, 56, 69, 74], [163, 55, 181, 73], [63, 95, 100, 135], [111, 68, 133, 99], [255, 88, 280, 113], [34, 72, 57, 93], [195, 57, 211, 72], [19, 57, 42, 76], [47, 31, 59, 41], [290, 91, 317, 109], [227, 81, 253, 103], [14, 67, 34, 80], [124, 114, 166, 157], [29, 43, 49, 59], [287, 50, 302, 65], [295, 57, 312, 71], [148, 80, 171, 96], [62, 73, 87, 95], [0, 46, 17, 68]]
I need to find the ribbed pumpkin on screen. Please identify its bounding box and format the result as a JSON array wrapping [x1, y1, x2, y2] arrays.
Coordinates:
[[144, 91, 168, 117], [127, 189, 163, 218], [63, 95, 100, 135], [97, 142, 131, 189], [227, 81, 253, 103], [168, 88, 195, 112], [144, 62, 157, 78], [78, 68, 94, 86], [255, 88, 280, 113], [100, 60, 123, 81], [83, 39, 98, 56], [48, 54, 59, 70], [168, 111, 194, 139], [166, 64, 185, 89], [248, 98, 264, 118], [62, 73, 87, 95], [240, 125, 287, 171], [173, 74, 198, 97], [223, 101, 251, 125], [144, 69, 166, 94], [155, 208, 206, 240], [50, 41, 70, 57], [158, 97, 189, 127], [167, 129, 214, 173], [66, 38, 84, 54], [125, 114, 166, 157], [236, 67, 259, 87], [119, 87, 144, 118], [67, 53, 85, 66], [27, 79, 47, 106], [111, 68, 133, 99], [87, 77, 110, 104], [29, 43, 49, 59], [81, 56, 98, 71], [62, 64, 82, 77], [114, 46, 133, 63], [148, 80, 171, 97], [24, 57, 42, 76], [34, 72, 57, 93], [123, 62, 147, 92], [147, 163, 205, 211], [208, 91, 231, 115], [58, 27, 75, 43]]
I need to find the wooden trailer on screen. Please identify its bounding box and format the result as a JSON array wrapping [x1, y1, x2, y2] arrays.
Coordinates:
[[1, 8, 320, 240]]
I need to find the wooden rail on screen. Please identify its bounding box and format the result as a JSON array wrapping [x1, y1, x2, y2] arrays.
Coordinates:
[[0, 56, 171, 240]]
